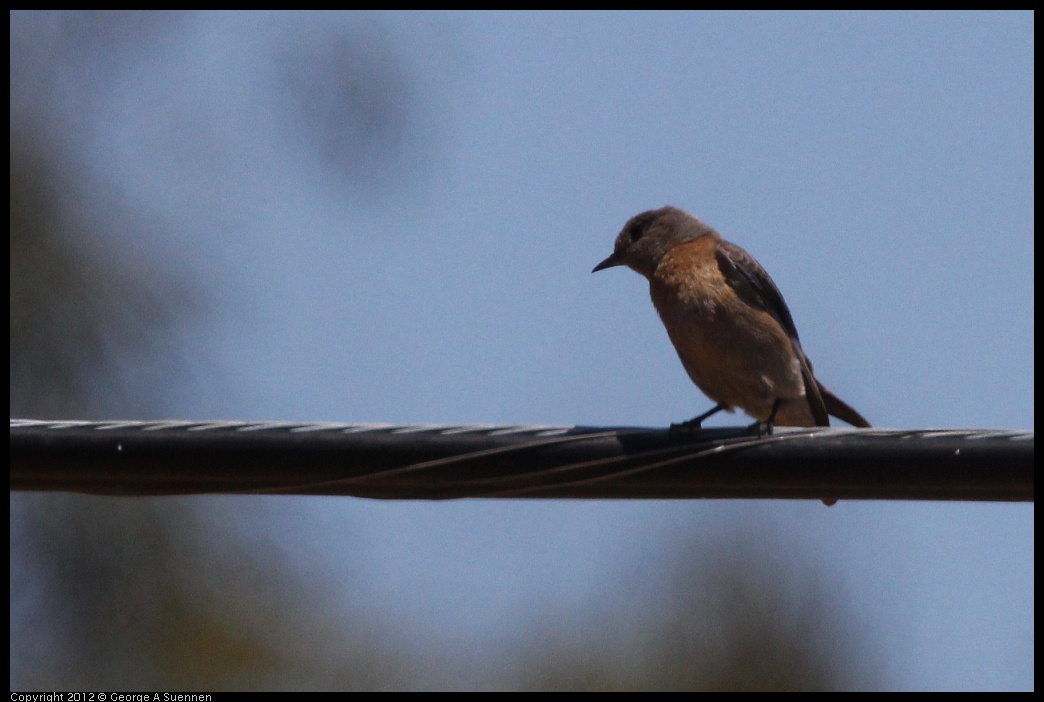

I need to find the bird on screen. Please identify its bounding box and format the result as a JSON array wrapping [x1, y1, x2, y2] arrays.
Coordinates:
[[593, 206, 870, 431]]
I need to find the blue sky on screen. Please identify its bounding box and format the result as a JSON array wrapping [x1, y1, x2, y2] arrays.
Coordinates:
[[20, 11, 1035, 689]]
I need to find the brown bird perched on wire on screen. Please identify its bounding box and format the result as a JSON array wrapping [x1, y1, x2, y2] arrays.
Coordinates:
[[593, 206, 870, 431]]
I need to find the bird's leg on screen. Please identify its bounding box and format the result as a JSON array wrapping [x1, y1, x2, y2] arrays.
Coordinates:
[[745, 398, 781, 436], [670, 402, 727, 432]]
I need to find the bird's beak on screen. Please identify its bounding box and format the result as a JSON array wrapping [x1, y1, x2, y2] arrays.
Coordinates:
[[592, 252, 623, 273]]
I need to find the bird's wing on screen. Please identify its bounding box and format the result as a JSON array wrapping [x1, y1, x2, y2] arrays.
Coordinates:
[[716, 239, 830, 426], [715, 239, 801, 342], [796, 354, 830, 426]]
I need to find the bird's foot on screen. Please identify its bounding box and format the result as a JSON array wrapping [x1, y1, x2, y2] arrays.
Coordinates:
[[743, 399, 782, 435], [669, 417, 703, 433], [744, 418, 774, 436], [669, 403, 727, 433]]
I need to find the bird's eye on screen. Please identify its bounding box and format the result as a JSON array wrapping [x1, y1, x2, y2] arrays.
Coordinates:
[[628, 225, 644, 242]]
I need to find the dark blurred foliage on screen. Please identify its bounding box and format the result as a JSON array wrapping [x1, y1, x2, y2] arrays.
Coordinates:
[[10, 11, 871, 690], [9, 127, 194, 420], [516, 538, 866, 691], [10, 11, 424, 690], [10, 494, 401, 690], [277, 22, 418, 191]]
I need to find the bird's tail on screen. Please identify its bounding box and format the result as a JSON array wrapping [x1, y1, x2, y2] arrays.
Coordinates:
[[817, 381, 871, 428]]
